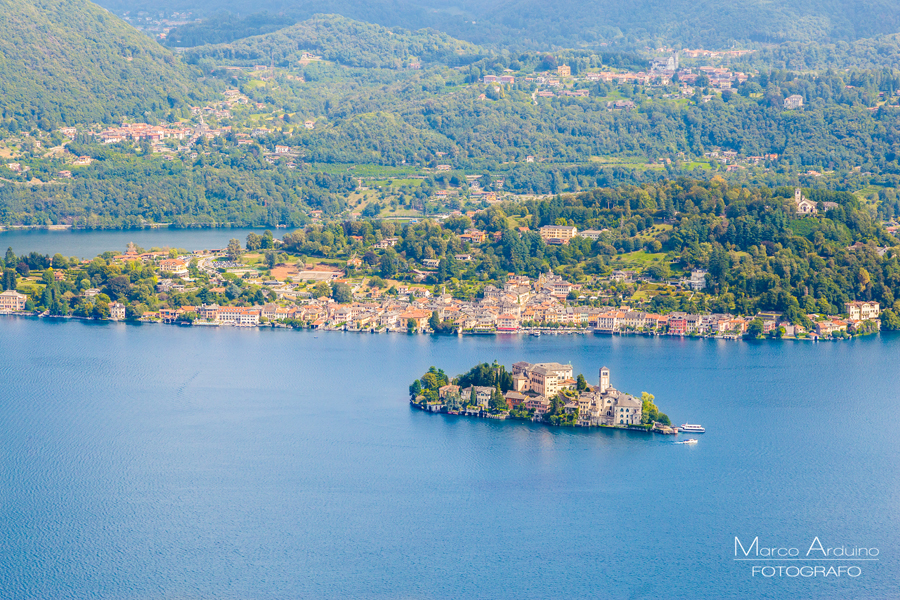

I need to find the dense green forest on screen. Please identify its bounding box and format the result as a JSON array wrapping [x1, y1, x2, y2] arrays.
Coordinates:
[[741, 34, 900, 72], [215, 54, 900, 179], [0, 0, 203, 128], [185, 14, 484, 69], [164, 12, 298, 47], [101, 0, 900, 49], [0, 144, 356, 228]]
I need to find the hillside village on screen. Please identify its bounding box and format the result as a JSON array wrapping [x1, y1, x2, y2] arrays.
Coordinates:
[[0, 227, 884, 340]]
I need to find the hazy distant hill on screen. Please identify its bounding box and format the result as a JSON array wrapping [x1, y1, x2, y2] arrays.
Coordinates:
[[477, 0, 900, 47], [97, 0, 900, 48], [185, 14, 484, 69], [0, 0, 200, 127]]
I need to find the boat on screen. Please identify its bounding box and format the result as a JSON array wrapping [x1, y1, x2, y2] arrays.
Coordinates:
[[675, 438, 699, 445], [680, 423, 705, 433]]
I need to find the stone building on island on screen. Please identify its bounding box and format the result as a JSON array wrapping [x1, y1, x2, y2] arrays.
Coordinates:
[[501, 362, 643, 427]]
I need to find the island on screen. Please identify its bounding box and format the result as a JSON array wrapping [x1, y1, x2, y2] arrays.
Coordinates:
[[410, 362, 675, 433]]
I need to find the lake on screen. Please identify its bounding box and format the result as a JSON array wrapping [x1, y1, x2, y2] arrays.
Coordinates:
[[1, 318, 897, 599], [0, 227, 277, 259]]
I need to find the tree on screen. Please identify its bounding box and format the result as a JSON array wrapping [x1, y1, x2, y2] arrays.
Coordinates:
[[489, 384, 508, 413], [420, 367, 449, 391], [246, 233, 262, 250], [1, 269, 16, 291], [4, 247, 15, 268], [92, 298, 111, 319], [312, 282, 330, 298], [429, 310, 442, 333], [380, 253, 397, 278], [409, 379, 422, 399], [640, 392, 669, 425], [880, 308, 900, 330], [104, 275, 131, 300], [227, 238, 243, 260], [576, 374, 588, 391], [332, 282, 352, 303], [647, 263, 671, 280], [264, 250, 277, 269], [745, 318, 765, 339], [40, 285, 53, 309]]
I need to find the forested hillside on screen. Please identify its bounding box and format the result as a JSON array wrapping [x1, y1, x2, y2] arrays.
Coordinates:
[[0, 0, 201, 127], [280, 178, 900, 320], [742, 34, 900, 72], [100, 0, 900, 48], [227, 60, 900, 179], [0, 147, 356, 228], [185, 14, 483, 69]]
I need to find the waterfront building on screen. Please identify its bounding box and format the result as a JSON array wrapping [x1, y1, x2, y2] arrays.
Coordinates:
[[0, 290, 27, 311], [109, 302, 126, 320], [846, 301, 880, 321], [461, 386, 493, 408]]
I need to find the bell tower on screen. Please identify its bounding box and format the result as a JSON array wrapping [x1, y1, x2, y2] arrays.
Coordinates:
[[599, 366, 610, 394]]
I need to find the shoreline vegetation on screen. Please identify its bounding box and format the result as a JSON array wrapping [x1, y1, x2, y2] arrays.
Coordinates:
[[409, 362, 676, 433], [0, 215, 888, 343]]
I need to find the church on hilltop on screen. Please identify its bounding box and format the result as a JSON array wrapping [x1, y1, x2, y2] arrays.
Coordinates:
[[793, 188, 839, 216]]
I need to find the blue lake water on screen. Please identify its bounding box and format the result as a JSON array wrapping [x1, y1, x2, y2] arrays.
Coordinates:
[[0, 227, 275, 259], [1, 318, 898, 599]]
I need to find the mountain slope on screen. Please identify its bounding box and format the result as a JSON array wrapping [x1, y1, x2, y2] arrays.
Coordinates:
[[0, 0, 200, 127], [97, 0, 900, 48], [185, 14, 483, 69], [476, 0, 900, 47]]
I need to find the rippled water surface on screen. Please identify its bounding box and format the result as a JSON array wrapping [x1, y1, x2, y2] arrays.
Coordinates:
[[1, 318, 898, 599], [0, 227, 272, 258]]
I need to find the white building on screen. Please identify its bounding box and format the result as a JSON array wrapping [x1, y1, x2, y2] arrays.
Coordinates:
[[793, 188, 818, 215], [0, 290, 27, 311], [784, 95, 804, 110], [109, 302, 126, 320], [688, 270, 708, 291], [578, 229, 606, 240], [846, 301, 880, 321]]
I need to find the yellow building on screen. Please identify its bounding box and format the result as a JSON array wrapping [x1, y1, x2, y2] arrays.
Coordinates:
[[539, 225, 577, 244]]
